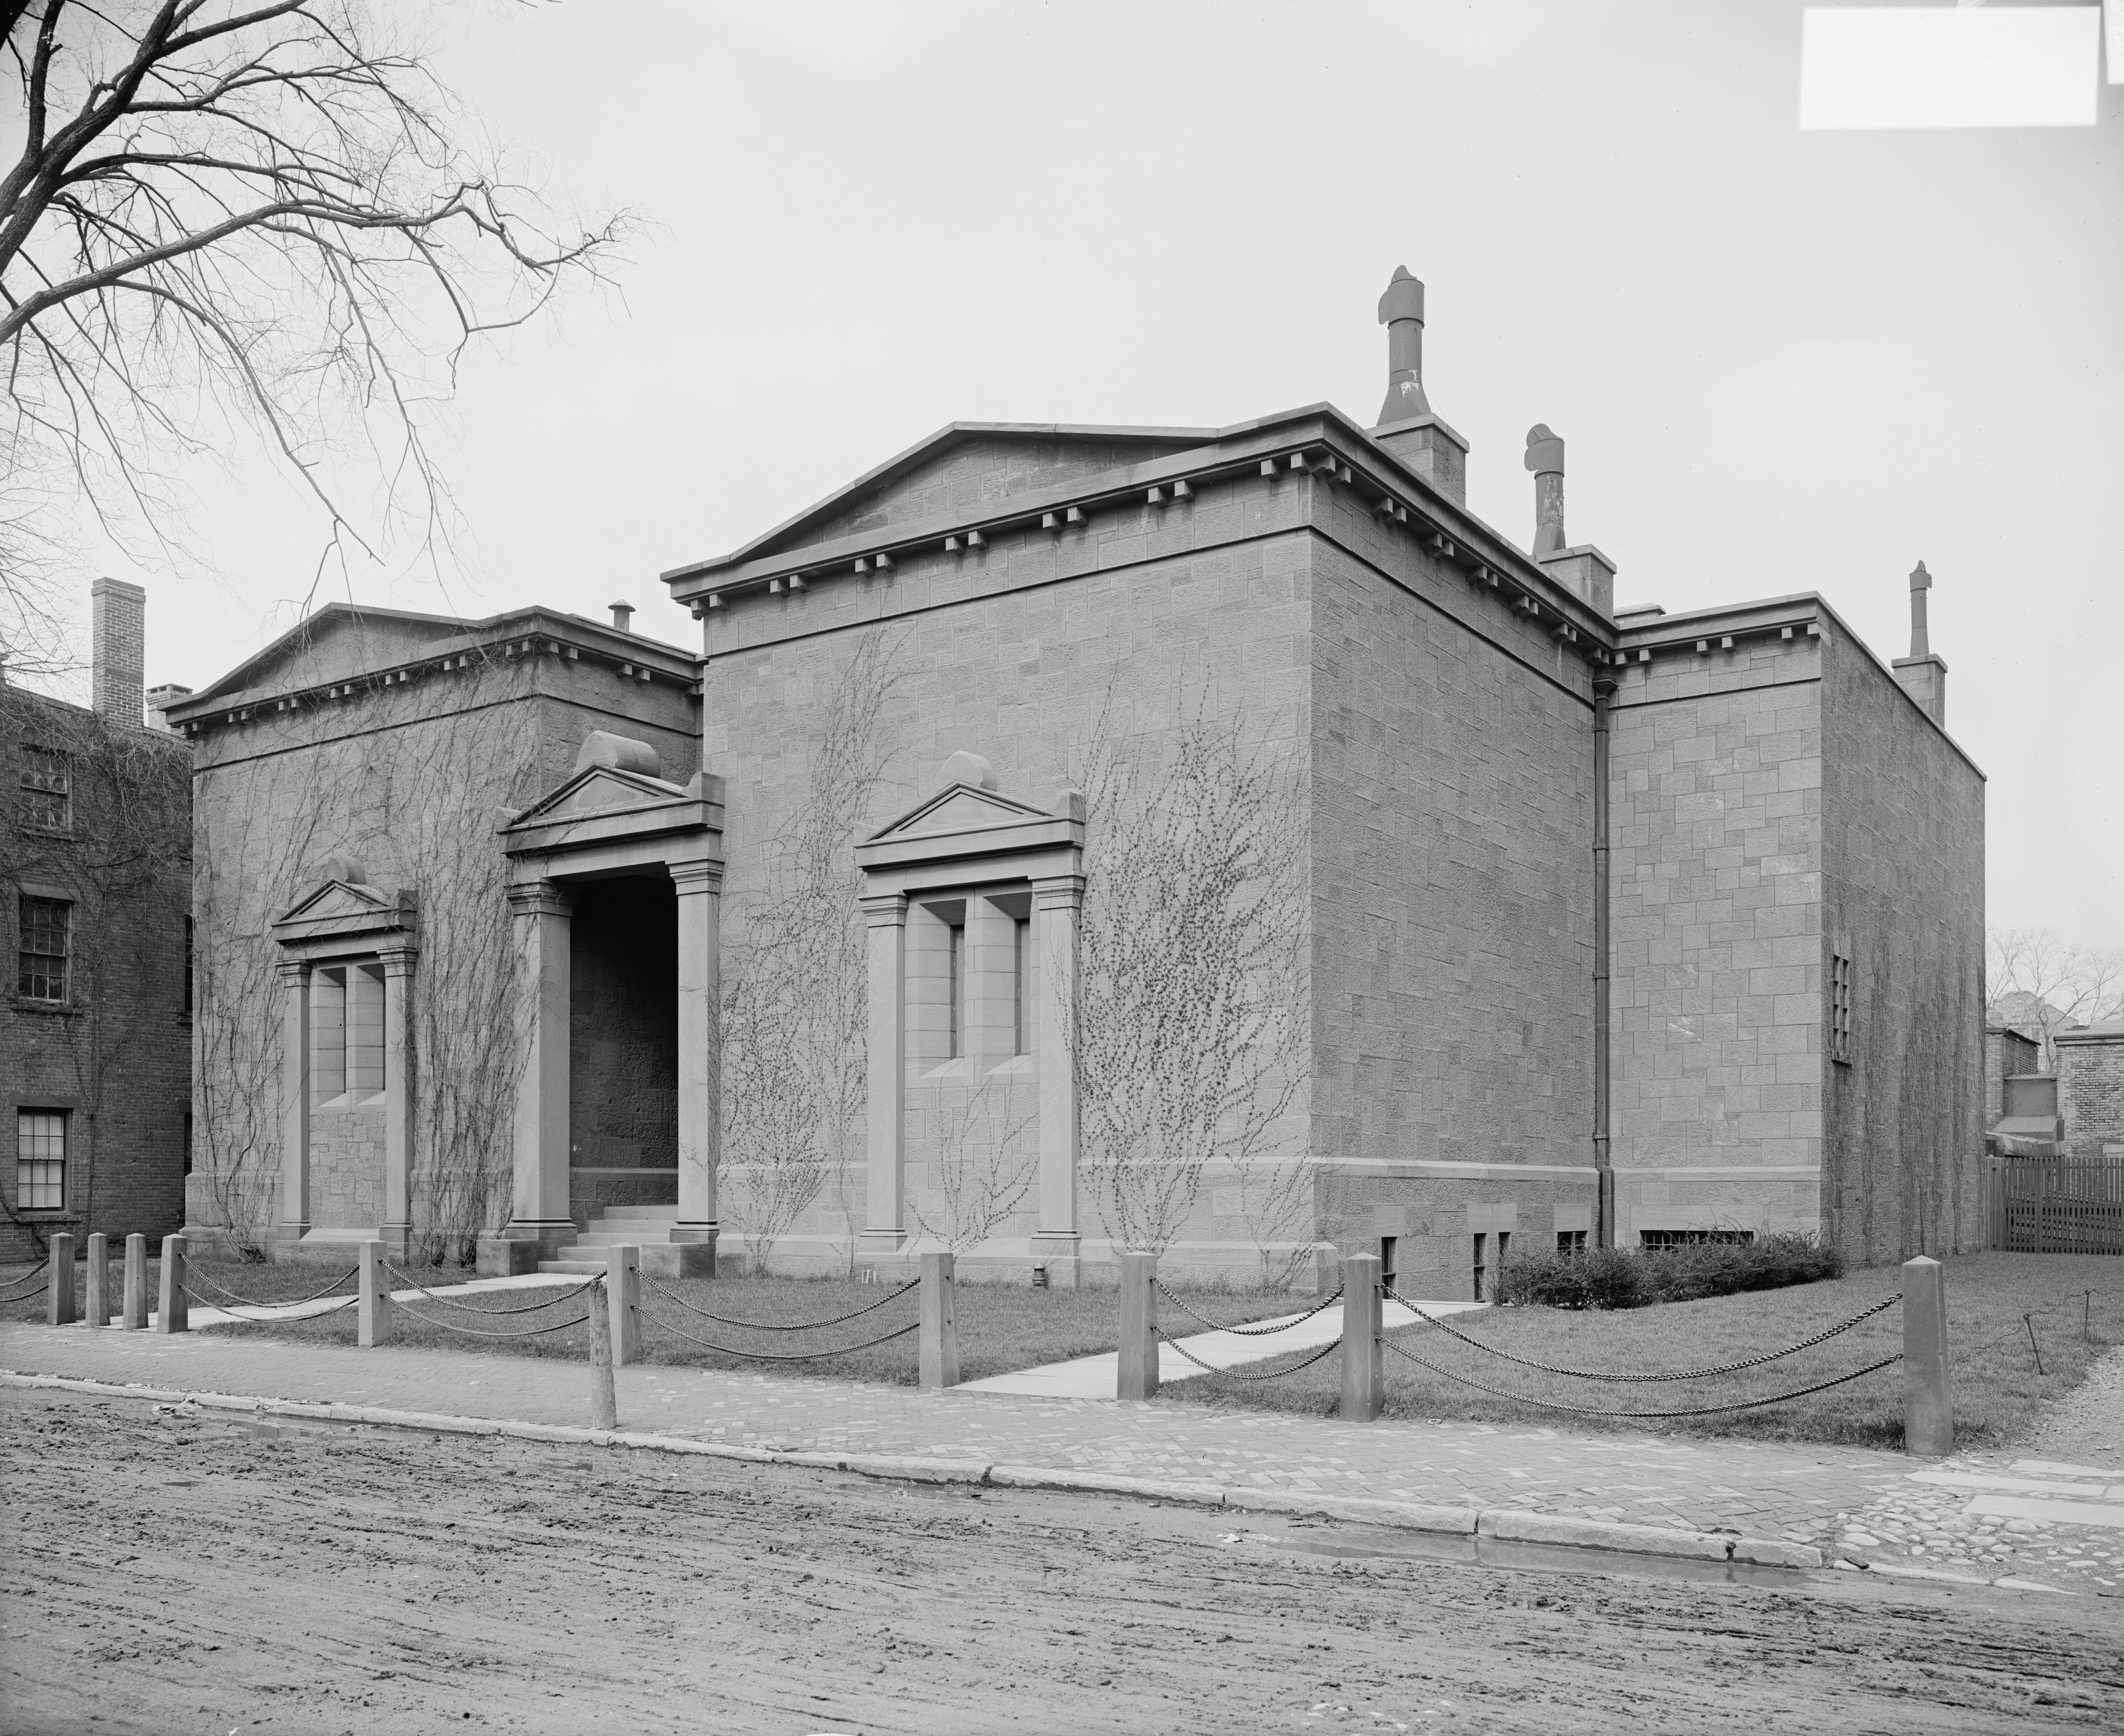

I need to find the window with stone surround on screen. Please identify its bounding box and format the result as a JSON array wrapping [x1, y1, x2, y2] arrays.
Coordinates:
[[17, 744, 70, 832], [1830, 950, 1854, 1065], [17, 894, 70, 1001], [312, 959, 386, 1103], [15, 1109, 66, 1211]]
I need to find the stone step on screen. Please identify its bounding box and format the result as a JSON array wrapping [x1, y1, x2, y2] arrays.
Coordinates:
[[594, 1205, 684, 1221], [575, 1225, 676, 1245], [539, 1254, 609, 1274]]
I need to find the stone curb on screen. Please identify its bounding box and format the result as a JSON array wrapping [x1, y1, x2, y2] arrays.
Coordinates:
[[3, 1369, 1822, 1571]]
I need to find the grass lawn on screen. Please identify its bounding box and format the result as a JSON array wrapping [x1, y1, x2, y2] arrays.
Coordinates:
[[1166, 1252, 2124, 1452], [205, 1271, 1304, 1386], [0, 1253, 372, 1324]]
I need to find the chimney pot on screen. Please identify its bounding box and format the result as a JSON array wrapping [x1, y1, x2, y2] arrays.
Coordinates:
[[1524, 424, 1567, 557], [609, 600, 634, 633], [1375, 265, 1431, 426], [1892, 560, 1947, 728], [91, 577, 147, 728]]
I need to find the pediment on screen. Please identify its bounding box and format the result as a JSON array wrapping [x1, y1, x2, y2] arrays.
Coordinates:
[[868, 782, 1056, 844], [275, 879, 399, 929], [508, 764, 689, 830]]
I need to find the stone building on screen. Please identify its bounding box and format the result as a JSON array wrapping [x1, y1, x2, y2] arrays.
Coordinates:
[[177, 267, 1988, 1292], [2, 580, 192, 1261]]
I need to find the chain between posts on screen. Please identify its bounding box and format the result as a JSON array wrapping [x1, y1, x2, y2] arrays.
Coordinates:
[[637, 1308, 921, 1361], [178, 1265, 362, 1313], [381, 1264, 600, 1315], [0, 1259, 52, 1301], [1381, 1334, 1903, 1418], [1154, 1282, 1344, 1339], [1383, 1281, 1900, 1382], [636, 1271, 919, 1331], [1156, 1326, 1344, 1381]]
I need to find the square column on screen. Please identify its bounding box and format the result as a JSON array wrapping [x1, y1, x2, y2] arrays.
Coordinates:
[[858, 891, 909, 1253], [276, 960, 310, 1245], [378, 945, 417, 1261], [1031, 874, 1084, 1253], [672, 858, 722, 1266], [504, 879, 574, 1252]]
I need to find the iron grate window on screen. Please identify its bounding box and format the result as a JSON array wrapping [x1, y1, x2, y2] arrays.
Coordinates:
[[16, 1109, 66, 1210], [1640, 1228, 1754, 1250], [18, 745, 70, 831], [18, 895, 70, 1001], [1556, 1228, 1587, 1255], [1830, 951, 1854, 1065]]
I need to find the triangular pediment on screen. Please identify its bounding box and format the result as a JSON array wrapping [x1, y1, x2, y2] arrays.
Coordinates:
[[275, 879, 397, 928], [869, 782, 1055, 843], [508, 763, 689, 830]]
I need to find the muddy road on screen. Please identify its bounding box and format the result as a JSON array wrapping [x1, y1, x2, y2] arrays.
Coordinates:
[[1, 1388, 2118, 1735]]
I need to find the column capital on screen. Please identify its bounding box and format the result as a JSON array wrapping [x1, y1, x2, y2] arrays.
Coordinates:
[[670, 858, 725, 895], [1032, 874, 1086, 911], [859, 890, 910, 925], [275, 958, 311, 987], [377, 944, 420, 977], [507, 878, 572, 919]]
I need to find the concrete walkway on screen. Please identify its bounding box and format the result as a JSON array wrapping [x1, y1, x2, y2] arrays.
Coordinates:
[[961, 1294, 1481, 1396], [154, 1270, 579, 1332]]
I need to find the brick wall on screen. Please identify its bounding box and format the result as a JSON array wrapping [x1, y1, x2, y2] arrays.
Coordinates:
[[2, 683, 191, 1260], [1605, 634, 1827, 1244], [1821, 628, 1986, 1261], [2055, 1026, 2124, 1160], [1985, 1026, 2041, 1128]]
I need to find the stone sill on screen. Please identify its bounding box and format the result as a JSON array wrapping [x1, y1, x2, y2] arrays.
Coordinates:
[[10, 998, 79, 1017]]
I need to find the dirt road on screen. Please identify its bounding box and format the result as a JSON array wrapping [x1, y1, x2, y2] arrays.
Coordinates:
[[2, 1389, 2118, 1735]]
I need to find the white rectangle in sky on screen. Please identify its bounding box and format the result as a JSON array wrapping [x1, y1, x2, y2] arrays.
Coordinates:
[[1799, 7, 2101, 129]]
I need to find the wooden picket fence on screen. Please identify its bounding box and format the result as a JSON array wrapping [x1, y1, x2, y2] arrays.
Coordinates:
[[1988, 1155, 2124, 1256]]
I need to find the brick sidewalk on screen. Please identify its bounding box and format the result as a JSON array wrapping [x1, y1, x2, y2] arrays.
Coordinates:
[[2, 1319, 1910, 1550]]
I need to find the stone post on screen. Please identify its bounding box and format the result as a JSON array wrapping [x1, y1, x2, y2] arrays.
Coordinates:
[[919, 1250, 960, 1391], [1117, 1252, 1159, 1401], [277, 959, 311, 1245], [1031, 874, 1085, 1260], [587, 1280, 619, 1431], [84, 1233, 110, 1327], [505, 880, 574, 1254], [379, 948, 418, 1261], [671, 860, 722, 1274], [1340, 1253, 1384, 1422], [154, 1234, 188, 1334], [357, 1239, 391, 1348], [609, 1244, 641, 1366], [122, 1233, 148, 1329], [46, 1232, 76, 1326], [858, 891, 909, 1256], [1902, 1255, 1953, 1458]]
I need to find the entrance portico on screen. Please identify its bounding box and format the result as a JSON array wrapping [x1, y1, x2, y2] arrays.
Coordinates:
[[479, 732, 725, 1276]]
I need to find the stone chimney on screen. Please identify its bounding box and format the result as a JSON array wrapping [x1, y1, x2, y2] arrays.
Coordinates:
[[609, 600, 635, 633], [91, 577, 146, 728], [1524, 423, 1616, 617], [1892, 561, 1948, 727], [1368, 265, 1468, 505]]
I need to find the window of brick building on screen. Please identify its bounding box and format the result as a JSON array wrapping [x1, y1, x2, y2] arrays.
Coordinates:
[[183, 915, 194, 1017], [17, 895, 70, 1001], [15, 1109, 66, 1211], [1830, 951, 1854, 1065], [17, 745, 70, 832]]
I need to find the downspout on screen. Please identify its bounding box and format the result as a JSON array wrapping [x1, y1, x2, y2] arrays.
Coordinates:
[[1593, 671, 1615, 1247]]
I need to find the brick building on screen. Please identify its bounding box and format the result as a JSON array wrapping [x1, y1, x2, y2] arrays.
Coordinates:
[[176, 267, 1987, 1290], [2, 580, 193, 1261]]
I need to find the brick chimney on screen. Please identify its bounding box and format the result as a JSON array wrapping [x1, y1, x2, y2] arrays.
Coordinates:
[[1368, 265, 1469, 505], [1892, 561, 1948, 727], [91, 577, 146, 728]]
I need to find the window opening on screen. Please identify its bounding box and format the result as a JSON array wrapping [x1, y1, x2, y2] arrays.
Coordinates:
[[1639, 1228, 1754, 1250], [18, 745, 69, 831], [18, 895, 70, 1001], [16, 1109, 66, 1210], [1471, 1234, 1487, 1303], [183, 915, 194, 1017], [1830, 951, 1854, 1065], [1379, 1235, 1398, 1291], [1556, 1228, 1587, 1256]]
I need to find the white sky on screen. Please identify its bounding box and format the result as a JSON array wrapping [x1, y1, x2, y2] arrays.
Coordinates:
[[37, 0, 2124, 948]]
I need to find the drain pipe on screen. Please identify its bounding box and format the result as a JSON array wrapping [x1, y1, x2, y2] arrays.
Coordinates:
[[1593, 670, 1615, 1247]]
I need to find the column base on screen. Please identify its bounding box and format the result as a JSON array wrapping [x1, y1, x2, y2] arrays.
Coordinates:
[[857, 1228, 909, 1254], [642, 1232, 718, 1281], [477, 1221, 576, 1277]]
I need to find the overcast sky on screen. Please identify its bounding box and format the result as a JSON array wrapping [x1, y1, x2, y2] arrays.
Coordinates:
[[38, 0, 2124, 949]]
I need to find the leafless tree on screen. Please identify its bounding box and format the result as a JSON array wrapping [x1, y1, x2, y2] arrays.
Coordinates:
[[1070, 700, 1308, 1261], [909, 1076, 1036, 1256], [0, 0, 626, 655], [717, 630, 899, 1272], [1988, 925, 2124, 1069]]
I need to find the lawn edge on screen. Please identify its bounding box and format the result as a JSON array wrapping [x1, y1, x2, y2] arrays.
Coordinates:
[[1, 1367, 1822, 1571]]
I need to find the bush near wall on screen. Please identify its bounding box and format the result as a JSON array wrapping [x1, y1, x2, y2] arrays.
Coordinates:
[[1499, 1234, 1841, 1310]]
